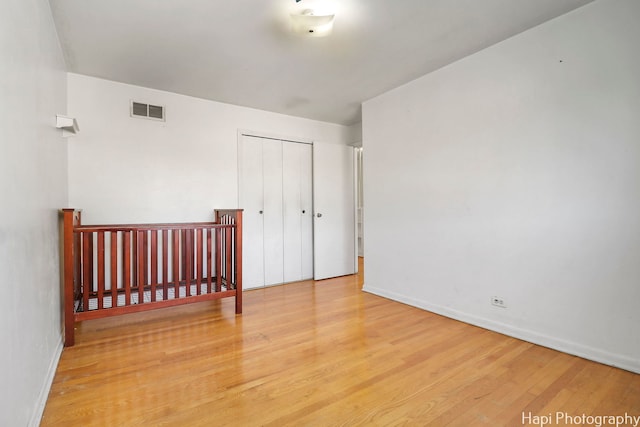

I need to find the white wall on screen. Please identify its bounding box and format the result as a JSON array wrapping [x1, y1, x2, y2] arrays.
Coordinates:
[[0, 0, 68, 425], [363, 0, 640, 373], [347, 121, 363, 147], [67, 74, 351, 224]]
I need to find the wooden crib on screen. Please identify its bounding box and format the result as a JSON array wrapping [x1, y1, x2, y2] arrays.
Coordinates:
[[61, 209, 243, 346]]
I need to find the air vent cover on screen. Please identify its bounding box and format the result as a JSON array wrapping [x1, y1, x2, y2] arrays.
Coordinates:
[[130, 101, 165, 121]]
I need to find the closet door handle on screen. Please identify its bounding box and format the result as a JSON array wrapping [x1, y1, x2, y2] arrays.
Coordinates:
[[316, 213, 323, 218], [302, 210, 306, 214], [259, 210, 263, 214]]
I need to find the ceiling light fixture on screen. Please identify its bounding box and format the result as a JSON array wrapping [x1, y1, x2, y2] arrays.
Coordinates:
[[290, 7, 335, 37]]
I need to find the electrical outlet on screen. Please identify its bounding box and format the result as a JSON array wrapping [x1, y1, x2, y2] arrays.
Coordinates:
[[491, 296, 507, 308]]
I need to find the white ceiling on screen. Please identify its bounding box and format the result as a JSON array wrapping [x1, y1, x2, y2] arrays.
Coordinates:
[[49, 0, 594, 125]]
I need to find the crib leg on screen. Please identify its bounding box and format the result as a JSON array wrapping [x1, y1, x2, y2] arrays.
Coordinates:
[[235, 293, 242, 314], [64, 321, 75, 347]]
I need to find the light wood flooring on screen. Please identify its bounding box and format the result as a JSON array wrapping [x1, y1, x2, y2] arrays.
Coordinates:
[[41, 260, 639, 426]]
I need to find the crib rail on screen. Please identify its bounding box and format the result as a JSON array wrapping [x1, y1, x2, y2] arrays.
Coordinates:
[[61, 209, 243, 347]]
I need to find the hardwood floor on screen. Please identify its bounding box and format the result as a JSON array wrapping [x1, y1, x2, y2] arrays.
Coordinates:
[[41, 260, 639, 426]]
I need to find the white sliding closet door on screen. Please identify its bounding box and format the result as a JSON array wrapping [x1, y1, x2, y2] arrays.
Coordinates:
[[262, 140, 284, 286], [283, 142, 313, 282], [300, 143, 314, 279], [239, 134, 313, 288], [239, 136, 265, 289]]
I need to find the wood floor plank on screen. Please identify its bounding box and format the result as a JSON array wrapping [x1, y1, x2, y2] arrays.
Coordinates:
[[41, 260, 640, 426]]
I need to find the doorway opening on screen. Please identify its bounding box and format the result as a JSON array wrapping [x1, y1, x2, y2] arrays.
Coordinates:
[[356, 147, 364, 259]]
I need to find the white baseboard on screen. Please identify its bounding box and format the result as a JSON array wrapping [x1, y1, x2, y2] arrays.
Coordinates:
[[363, 285, 640, 374], [29, 338, 63, 427]]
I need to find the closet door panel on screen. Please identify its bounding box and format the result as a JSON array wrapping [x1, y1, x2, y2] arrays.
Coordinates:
[[262, 139, 284, 286], [283, 142, 303, 282], [300, 143, 314, 279], [239, 134, 313, 288], [239, 136, 265, 289]]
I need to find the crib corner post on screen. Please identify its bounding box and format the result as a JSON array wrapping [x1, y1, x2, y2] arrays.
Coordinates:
[[62, 208, 76, 347], [234, 209, 243, 314], [214, 209, 243, 314]]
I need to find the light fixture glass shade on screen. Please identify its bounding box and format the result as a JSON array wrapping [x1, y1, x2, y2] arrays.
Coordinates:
[[290, 9, 335, 37]]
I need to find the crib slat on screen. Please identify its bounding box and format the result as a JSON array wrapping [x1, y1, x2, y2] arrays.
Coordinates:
[[82, 232, 91, 312], [88, 233, 94, 298], [173, 230, 180, 299], [215, 227, 222, 292], [181, 229, 187, 283], [143, 230, 149, 289], [138, 231, 144, 304], [73, 230, 81, 301], [132, 231, 138, 297], [196, 228, 203, 295], [97, 232, 105, 310], [123, 230, 131, 306], [185, 229, 192, 297], [110, 231, 117, 308], [206, 228, 212, 293], [151, 230, 157, 302], [162, 229, 168, 301], [225, 227, 232, 290]]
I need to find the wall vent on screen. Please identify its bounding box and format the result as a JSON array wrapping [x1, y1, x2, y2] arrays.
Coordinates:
[[130, 101, 165, 121]]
